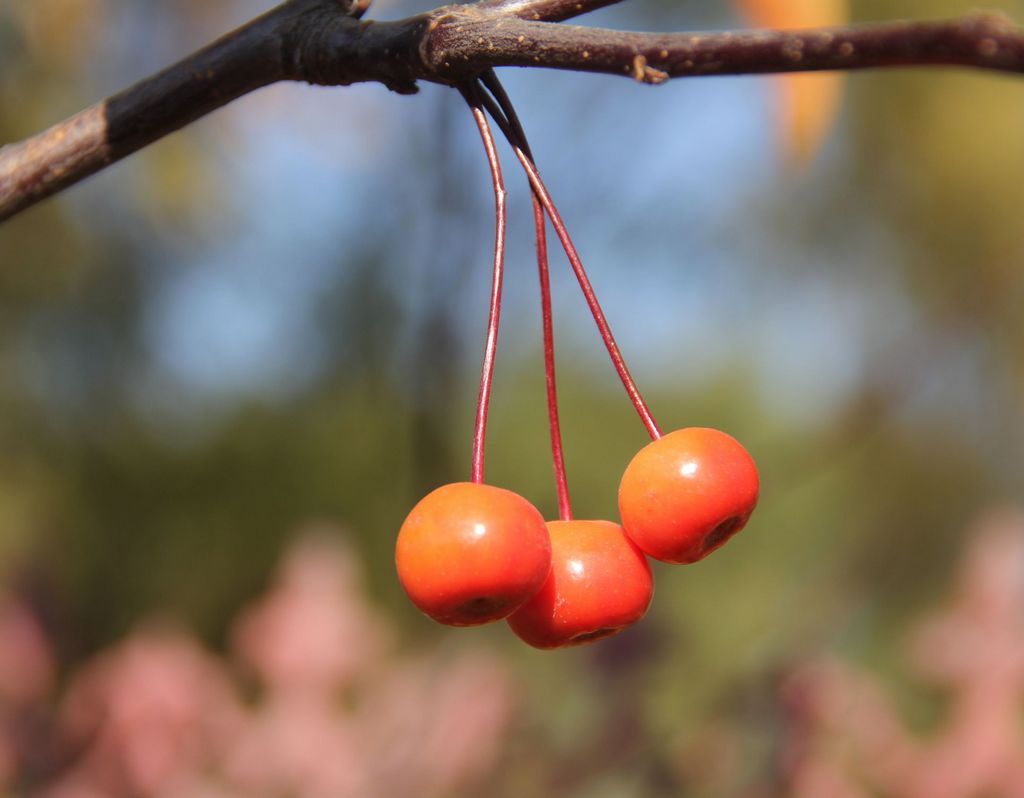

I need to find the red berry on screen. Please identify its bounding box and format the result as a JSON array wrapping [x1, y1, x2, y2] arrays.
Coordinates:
[[507, 520, 653, 649], [618, 427, 759, 564], [396, 482, 551, 627]]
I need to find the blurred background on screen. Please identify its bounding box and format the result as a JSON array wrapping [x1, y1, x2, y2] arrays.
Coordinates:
[[1, 0, 1024, 795]]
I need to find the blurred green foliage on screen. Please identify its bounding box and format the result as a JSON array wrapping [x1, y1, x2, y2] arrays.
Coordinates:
[[2, 0, 1024, 794]]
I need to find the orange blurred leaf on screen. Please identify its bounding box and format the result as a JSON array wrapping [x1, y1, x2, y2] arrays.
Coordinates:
[[734, 0, 848, 167]]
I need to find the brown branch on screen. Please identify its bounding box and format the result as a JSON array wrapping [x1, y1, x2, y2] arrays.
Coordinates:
[[423, 9, 1024, 84], [2, 0, 1023, 222], [0, 0, 424, 222]]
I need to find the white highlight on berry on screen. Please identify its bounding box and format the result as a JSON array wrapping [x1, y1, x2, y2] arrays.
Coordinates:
[[680, 460, 699, 478]]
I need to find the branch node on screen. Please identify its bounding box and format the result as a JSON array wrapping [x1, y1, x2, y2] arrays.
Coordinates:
[[632, 55, 668, 85]]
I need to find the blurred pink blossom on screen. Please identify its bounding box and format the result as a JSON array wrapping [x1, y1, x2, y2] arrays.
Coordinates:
[[0, 527, 517, 798], [353, 653, 513, 797], [222, 692, 367, 798], [45, 624, 241, 798], [0, 591, 56, 792], [224, 528, 513, 798], [231, 528, 390, 694], [778, 507, 1024, 798], [0, 591, 55, 705]]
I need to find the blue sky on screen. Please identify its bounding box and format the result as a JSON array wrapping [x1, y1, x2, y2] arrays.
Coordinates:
[[26, 0, 918, 432]]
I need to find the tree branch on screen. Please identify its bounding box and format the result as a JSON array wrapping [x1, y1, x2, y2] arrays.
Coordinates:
[[423, 9, 1024, 84], [0, 0, 426, 222], [2, 0, 1023, 223], [0, 1, 293, 223]]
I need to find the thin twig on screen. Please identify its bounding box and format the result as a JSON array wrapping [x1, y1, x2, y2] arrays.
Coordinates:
[[426, 11, 1024, 85], [0, 3, 290, 222]]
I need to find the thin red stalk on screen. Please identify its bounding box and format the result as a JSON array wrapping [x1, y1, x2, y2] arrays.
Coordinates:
[[477, 73, 574, 518], [465, 99, 509, 484], [511, 147, 662, 440], [533, 194, 573, 520]]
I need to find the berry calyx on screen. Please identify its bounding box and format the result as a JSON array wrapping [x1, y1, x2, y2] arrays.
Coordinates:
[[618, 427, 759, 564], [507, 520, 654, 649], [396, 482, 551, 627]]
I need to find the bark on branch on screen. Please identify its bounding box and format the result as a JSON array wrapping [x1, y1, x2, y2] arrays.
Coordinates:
[[2, 0, 1023, 222]]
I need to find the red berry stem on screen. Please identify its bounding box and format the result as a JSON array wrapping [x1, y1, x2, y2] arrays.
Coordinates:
[[515, 147, 662, 440], [476, 74, 662, 442], [533, 195, 573, 521], [477, 75, 573, 520], [514, 149, 662, 441], [463, 91, 509, 484]]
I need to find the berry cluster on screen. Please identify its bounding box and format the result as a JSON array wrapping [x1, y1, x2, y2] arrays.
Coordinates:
[[396, 73, 759, 649]]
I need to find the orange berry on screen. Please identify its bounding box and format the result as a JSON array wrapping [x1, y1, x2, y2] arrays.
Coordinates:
[[396, 482, 551, 626], [618, 427, 759, 564], [507, 520, 653, 649]]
